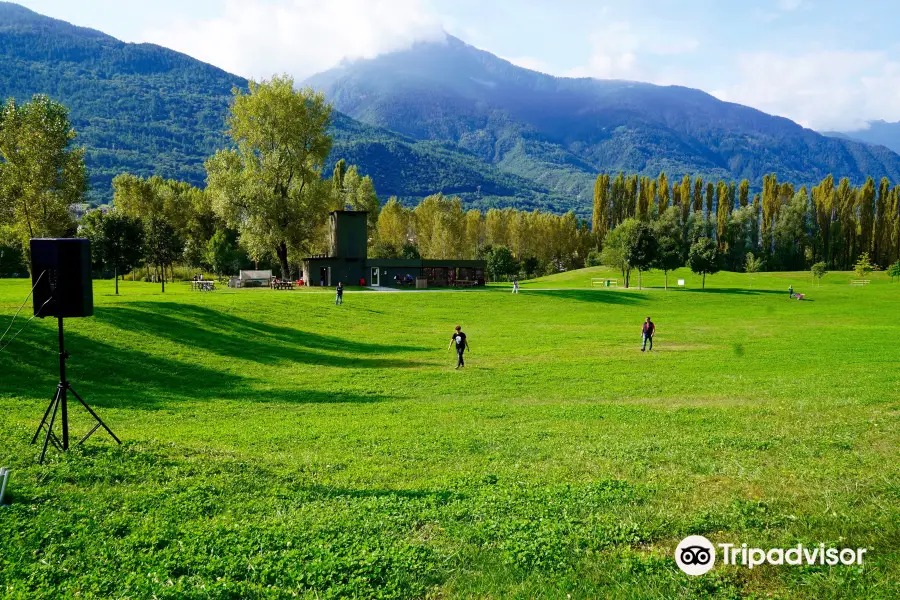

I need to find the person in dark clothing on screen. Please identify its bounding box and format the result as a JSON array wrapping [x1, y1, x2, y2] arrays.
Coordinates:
[[641, 317, 655, 352], [788, 285, 793, 298], [448, 325, 470, 369], [335, 282, 344, 305]]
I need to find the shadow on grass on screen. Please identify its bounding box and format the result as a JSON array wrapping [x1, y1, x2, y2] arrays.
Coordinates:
[[0, 305, 410, 410], [684, 288, 790, 296], [524, 289, 643, 305], [94, 302, 427, 369]]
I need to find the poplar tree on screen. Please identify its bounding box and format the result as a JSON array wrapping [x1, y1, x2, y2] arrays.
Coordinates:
[[592, 173, 610, 239], [693, 176, 704, 214], [891, 187, 900, 264], [611, 172, 626, 225], [716, 181, 730, 249], [857, 177, 876, 260], [680, 175, 692, 223], [875, 177, 890, 265], [761, 173, 778, 256], [739, 180, 750, 208], [657, 172, 670, 215], [812, 175, 835, 267]]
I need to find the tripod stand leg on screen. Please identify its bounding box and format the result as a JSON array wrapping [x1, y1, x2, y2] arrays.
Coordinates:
[[39, 390, 61, 464], [68, 385, 121, 445], [31, 387, 60, 444]]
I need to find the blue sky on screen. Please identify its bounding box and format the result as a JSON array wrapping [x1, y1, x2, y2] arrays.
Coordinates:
[[15, 0, 900, 131]]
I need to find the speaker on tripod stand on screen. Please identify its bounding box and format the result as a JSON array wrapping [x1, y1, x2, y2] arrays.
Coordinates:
[[29, 238, 120, 464]]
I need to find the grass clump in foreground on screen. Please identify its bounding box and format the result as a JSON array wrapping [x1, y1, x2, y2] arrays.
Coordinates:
[[0, 269, 898, 599]]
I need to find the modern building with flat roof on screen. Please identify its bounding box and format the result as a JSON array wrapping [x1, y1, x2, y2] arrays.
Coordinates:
[[303, 211, 486, 287]]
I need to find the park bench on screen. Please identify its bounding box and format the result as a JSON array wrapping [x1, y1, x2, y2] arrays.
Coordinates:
[[190, 280, 216, 291], [452, 280, 477, 288], [591, 278, 619, 288], [850, 279, 870, 286], [270, 280, 295, 290], [0, 467, 8, 505]]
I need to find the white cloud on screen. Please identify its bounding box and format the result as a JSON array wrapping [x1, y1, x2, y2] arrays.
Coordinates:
[[711, 51, 900, 131], [564, 21, 697, 82], [141, 0, 445, 81]]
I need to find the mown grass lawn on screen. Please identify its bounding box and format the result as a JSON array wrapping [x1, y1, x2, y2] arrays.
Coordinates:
[[0, 269, 898, 599]]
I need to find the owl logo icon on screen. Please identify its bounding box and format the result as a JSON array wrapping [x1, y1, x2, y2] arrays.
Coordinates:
[[675, 535, 716, 576]]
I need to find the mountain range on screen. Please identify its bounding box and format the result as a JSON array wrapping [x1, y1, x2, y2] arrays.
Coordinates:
[[824, 120, 900, 156], [2, 1, 900, 217]]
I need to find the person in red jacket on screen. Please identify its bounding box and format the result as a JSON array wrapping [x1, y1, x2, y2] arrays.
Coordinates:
[[641, 317, 655, 352]]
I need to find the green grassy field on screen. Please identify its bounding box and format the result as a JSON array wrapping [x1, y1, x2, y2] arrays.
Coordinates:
[[0, 270, 898, 599]]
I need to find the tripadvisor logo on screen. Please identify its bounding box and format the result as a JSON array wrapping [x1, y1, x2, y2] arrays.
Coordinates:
[[674, 536, 868, 576], [675, 535, 716, 575]]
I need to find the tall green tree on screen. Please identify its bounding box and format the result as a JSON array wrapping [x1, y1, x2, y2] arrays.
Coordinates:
[[652, 206, 683, 289], [0, 95, 86, 256], [716, 180, 730, 248], [738, 179, 750, 208], [657, 172, 670, 216], [99, 211, 144, 294], [761, 173, 778, 256], [688, 236, 720, 289], [206, 76, 333, 278], [592, 173, 611, 240], [835, 177, 857, 269], [810, 261, 827, 286], [857, 177, 876, 261], [628, 221, 658, 289], [812, 174, 835, 266], [772, 190, 810, 271], [144, 216, 181, 292], [874, 177, 890, 266], [204, 229, 239, 275], [680, 175, 692, 223], [693, 176, 704, 214], [601, 218, 640, 288], [486, 245, 517, 282], [376, 197, 410, 252]]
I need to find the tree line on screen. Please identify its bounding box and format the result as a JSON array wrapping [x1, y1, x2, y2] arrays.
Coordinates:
[[3, 81, 900, 288], [374, 194, 593, 279], [0, 79, 594, 287], [592, 171, 900, 273]]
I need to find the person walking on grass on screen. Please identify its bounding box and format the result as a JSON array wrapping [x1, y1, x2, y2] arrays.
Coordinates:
[[512, 277, 519, 294], [448, 325, 469, 369], [641, 316, 655, 352], [788, 284, 793, 298], [335, 281, 344, 305]]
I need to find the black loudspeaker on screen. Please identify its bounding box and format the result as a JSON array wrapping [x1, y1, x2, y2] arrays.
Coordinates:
[[30, 238, 94, 318]]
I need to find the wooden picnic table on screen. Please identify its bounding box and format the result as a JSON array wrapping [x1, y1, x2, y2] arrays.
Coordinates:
[[190, 280, 216, 291]]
